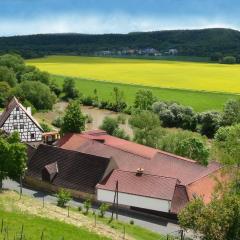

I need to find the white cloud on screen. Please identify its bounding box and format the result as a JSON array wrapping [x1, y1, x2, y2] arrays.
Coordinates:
[[0, 13, 238, 36]]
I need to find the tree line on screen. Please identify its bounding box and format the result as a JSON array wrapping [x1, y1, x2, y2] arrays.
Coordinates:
[[1, 28, 240, 58]]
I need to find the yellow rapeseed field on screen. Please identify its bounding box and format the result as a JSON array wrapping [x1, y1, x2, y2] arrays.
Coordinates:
[[27, 55, 240, 94]]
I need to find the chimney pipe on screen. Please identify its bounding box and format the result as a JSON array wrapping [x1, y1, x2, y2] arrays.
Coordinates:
[[136, 168, 144, 176]]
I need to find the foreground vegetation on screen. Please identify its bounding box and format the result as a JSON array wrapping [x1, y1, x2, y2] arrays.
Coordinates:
[[27, 55, 240, 94], [0, 190, 166, 240]]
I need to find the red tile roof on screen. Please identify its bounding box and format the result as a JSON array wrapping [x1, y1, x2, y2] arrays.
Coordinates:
[[58, 131, 221, 186], [97, 169, 178, 201]]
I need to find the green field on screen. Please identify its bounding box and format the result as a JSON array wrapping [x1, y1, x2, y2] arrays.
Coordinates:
[[53, 75, 237, 112], [27, 55, 240, 112]]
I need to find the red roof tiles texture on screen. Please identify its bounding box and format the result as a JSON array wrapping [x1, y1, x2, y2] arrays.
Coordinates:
[[97, 170, 178, 201]]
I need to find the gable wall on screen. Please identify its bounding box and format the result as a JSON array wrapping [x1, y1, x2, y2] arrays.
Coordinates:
[[1, 106, 42, 142]]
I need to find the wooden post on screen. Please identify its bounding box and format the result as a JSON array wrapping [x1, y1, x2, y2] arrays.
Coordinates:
[[94, 214, 96, 227], [68, 205, 70, 217], [1, 219, 3, 233], [41, 230, 44, 240], [19, 175, 23, 199], [116, 181, 119, 220], [123, 225, 125, 240], [42, 196, 45, 208], [20, 224, 24, 240], [180, 229, 184, 240]]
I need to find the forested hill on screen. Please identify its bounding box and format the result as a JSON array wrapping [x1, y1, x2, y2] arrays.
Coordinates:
[[1, 28, 240, 58]]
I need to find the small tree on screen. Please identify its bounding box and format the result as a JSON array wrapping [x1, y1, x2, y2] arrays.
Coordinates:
[[222, 98, 240, 126], [98, 203, 110, 218], [63, 77, 79, 100], [134, 89, 156, 110], [61, 101, 86, 134], [56, 188, 72, 208], [83, 196, 92, 215]]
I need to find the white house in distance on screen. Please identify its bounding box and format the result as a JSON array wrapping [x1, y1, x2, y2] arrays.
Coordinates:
[[0, 97, 43, 142]]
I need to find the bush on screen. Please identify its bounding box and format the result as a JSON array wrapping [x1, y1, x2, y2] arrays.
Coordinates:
[[83, 197, 92, 215], [63, 77, 80, 100], [100, 117, 119, 135], [81, 96, 94, 106], [130, 220, 134, 225], [52, 116, 64, 128], [78, 206, 82, 212], [40, 121, 52, 132], [56, 188, 72, 208], [117, 114, 126, 124], [199, 111, 222, 138], [113, 128, 130, 140], [152, 101, 197, 131], [221, 56, 236, 64], [98, 203, 110, 218], [85, 114, 93, 123]]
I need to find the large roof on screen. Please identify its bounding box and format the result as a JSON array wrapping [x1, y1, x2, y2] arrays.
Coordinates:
[[27, 144, 112, 194], [97, 169, 179, 201], [0, 97, 43, 132], [57, 131, 221, 186]]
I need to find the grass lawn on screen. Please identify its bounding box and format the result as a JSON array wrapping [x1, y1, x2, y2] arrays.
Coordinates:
[[0, 191, 167, 240], [52, 75, 237, 112], [0, 209, 109, 240], [27, 55, 240, 94]]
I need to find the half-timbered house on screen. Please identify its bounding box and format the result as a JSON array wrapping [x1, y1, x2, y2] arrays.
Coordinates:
[[0, 97, 43, 142]]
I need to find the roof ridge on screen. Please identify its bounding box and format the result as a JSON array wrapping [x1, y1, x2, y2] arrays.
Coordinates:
[[81, 134, 152, 160], [113, 169, 179, 181]]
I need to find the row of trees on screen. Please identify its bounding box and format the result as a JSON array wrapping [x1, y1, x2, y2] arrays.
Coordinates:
[[0, 54, 57, 110]]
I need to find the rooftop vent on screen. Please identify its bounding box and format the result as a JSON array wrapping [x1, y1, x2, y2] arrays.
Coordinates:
[[136, 168, 144, 176]]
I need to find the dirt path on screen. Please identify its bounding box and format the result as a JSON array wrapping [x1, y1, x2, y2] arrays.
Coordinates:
[[0, 191, 133, 240]]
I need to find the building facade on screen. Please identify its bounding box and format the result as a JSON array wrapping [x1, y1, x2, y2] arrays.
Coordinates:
[[0, 97, 43, 142]]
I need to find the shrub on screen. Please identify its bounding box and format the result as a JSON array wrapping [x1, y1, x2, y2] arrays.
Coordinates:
[[52, 116, 64, 128], [199, 111, 222, 138], [40, 121, 52, 132], [83, 197, 92, 215], [100, 117, 119, 135], [85, 114, 93, 123], [221, 56, 236, 64], [56, 188, 72, 208], [117, 114, 126, 124], [81, 96, 94, 106], [113, 128, 130, 140], [98, 203, 110, 218], [78, 206, 82, 212], [130, 220, 134, 225]]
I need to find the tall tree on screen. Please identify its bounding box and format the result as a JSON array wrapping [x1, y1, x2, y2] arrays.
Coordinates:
[[61, 101, 85, 134], [0, 132, 27, 190]]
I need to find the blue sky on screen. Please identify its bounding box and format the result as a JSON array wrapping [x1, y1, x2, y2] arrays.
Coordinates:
[[0, 0, 239, 36]]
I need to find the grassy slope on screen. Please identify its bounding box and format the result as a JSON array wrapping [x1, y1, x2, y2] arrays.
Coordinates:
[[27, 55, 240, 94], [0, 191, 165, 240], [0, 209, 109, 240], [53, 75, 237, 112]]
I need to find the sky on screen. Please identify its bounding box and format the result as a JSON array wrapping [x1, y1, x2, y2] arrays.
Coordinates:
[[0, 0, 239, 36]]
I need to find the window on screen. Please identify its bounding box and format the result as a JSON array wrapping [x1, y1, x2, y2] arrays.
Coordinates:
[[20, 115, 23, 119], [13, 124, 18, 130], [20, 124, 24, 129], [16, 107, 19, 111], [30, 133, 35, 139], [13, 115, 17, 120]]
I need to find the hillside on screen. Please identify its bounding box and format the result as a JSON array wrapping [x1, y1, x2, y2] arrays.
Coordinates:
[[0, 190, 165, 240], [1, 28, 240, 58]]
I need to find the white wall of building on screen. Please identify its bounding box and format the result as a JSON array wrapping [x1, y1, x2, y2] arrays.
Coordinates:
[[97, 189, 171, 213]]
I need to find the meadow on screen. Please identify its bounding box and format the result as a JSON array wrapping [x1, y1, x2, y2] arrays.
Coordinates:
[[27, 55, 240, 94], [27, 55, 240, 111]]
